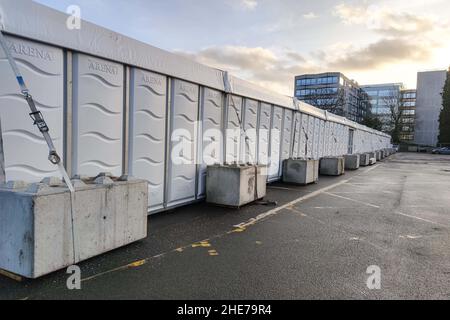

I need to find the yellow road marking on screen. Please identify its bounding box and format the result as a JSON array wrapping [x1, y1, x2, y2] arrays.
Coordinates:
[[192, 241, 211, 248], [128, 260, 146, 268], [208, 250, 219, 256]]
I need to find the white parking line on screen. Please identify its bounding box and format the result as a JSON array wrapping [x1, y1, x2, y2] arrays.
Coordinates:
[[394, 211, 448, 228], [324, 192, 381, 208], [234, 179, 350, 229], [268, 186, 305, 192]]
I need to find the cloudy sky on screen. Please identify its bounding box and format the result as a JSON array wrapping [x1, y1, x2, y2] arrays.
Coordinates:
[[36, 0, 450, 95]]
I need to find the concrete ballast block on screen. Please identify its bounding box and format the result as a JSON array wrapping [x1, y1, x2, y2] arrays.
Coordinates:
[[368, 152, 377, 165], [282, 159, 319, 185], [320, 157, 345, 176], [360, 153, 371, 167], [0, 178, 148, 279], [344, 154, 360, 170], [206, 165, 267, 208], [376, 151, 382, 161]]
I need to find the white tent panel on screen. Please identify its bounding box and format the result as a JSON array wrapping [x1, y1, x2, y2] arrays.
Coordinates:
[[332, 123, 338, 156], [343, 126, 350, 155], [242, 98, 258, 164], [313, 117, 320, 160], [197, 87, 223, 198], [0, 35, 64, 182], [129, 68, 167, 212], [258, 103, 272, 166], [323, 121, 329, 157], [337, 125, 344, 156], [307, 115, 314, 159], [225, 95, 242, 164], [167, 79, 199, 207], [355, 130, 363, 154], [292, 112, 302, 158], [269, 106, 283, 181], [299, 113, 308, 159], [281, 109, 293, 161], [73, 53, 124, 177], [339, 124, 345, 155], [318, 119, 326, 159]]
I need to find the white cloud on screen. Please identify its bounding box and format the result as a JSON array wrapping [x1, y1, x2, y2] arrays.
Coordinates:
[[176, 3, 450, 95], [330, 3, 450, 70], [303, 12, 318, 20], [333, 3, 441, 36], [176, 46, 320, 95], [227, 0, 258, 10]]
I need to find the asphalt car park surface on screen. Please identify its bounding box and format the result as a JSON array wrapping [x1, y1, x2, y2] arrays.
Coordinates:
[[1, 152, 450, 300]]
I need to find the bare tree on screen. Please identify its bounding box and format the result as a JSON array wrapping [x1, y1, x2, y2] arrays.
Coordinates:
[[381, 90, 403, 143], [305, 87, 346, 117]]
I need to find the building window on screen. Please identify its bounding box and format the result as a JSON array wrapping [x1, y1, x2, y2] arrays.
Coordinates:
[[403, 110, 416, 115], [402, 101, 416, 107], [297, 76, 339, 87], [379, 90, 394, 97]]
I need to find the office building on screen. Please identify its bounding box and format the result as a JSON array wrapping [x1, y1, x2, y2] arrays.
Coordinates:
[[414, 70, 447, 146], [360, 83, 404, 132], [399, 89, 417, 142], [294, 72, 370, 123]]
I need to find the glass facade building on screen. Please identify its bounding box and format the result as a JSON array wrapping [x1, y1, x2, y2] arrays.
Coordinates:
[[294, 72, 370, 124], [360, 83, 404, 132]]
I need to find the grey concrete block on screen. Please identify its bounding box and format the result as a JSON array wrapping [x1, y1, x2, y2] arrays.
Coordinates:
[[0, 178, 148, 279], [360, 153, 371, 167], [3, 181, 29, 190], [376, 151, 382, 161], [71, 178, 88, 189], [25, 183, 54, 194], [206, 165, 268, 208], [320, 157, 345, 176], [94, 176, 115, 185], [256, 165, 267, 200], [367, 152, 377, 165], [282, 159, 319, 185], [41, 177, 63, 187], [345, 154, 360, 170]]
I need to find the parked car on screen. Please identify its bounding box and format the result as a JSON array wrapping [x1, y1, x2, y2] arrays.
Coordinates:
[[432, 147, 443, 154], [432, 147, 450, 154]]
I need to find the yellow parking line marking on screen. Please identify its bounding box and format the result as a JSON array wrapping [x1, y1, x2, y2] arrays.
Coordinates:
[[128, 260, 146, 268], [208, 250, 219, 256], [192, 241, 212, 248]]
